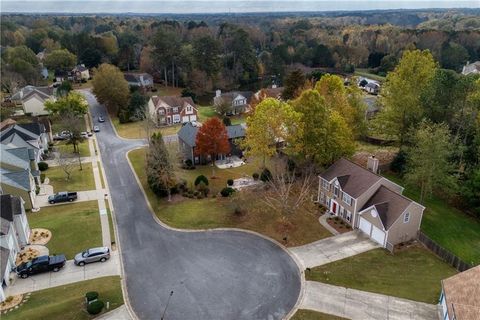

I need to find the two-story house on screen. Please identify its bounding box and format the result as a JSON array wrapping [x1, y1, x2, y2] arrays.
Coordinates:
[[213, 90, 253, 115], [124, 72, 154, 89], [71, 64, 90, 81], [10, 85, 56, 116], [148, 96, 198, 126], [0, 194, 31, 302], [317, 157, 425, 249]]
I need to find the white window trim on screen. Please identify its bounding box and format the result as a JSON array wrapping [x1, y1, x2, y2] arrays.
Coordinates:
[[342, 192, 352, 206], [404, 212, 410, 223]]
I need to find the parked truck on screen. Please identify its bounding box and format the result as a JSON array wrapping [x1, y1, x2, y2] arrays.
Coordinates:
[[17, 254, 67, 278], [48, 191, 78, 204]]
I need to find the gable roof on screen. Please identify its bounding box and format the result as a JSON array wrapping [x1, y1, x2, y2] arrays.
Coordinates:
[[0, 169, 32, 191], [0, 194, 23, 222], [462, 61, 480, 75], [151, 96, 197, 112], [217, 91, 253, 105], [11, 86, 54, 102], [124, 72, 153, 83], [442, 265, 480, 320], [0, 247, 10, 276], [178, 122, 246, 148], [0, 217, 11, 236], [17, 123, 46, 136], [360, 185, 412, 230], [227, 124, 246, 139], [0, 144, 31, 170], [320, 158, 382, 198]]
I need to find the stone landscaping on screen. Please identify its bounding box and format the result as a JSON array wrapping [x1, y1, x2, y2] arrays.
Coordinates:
[[0, 293, 28, 314], [29, 228, 52, 245], [15, 247, 39, 266]]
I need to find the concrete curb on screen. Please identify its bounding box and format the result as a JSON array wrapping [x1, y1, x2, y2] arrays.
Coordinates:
[[125, 147, 305, 320]]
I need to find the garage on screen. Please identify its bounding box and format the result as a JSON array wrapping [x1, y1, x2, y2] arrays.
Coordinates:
[[371, 225, 386, 246], [359, 218, 372, 235]]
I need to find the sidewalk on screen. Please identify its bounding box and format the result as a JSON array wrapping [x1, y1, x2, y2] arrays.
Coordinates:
[[318, 213, 339, 236], [96, 305, 132, 320], [301, 281, 438, 320], [6, 252, 121, 296]]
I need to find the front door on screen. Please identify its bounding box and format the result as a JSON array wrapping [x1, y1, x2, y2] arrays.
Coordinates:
[[330, 200, 338, 215]]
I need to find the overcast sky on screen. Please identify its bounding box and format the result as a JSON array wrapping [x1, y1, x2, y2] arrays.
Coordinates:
[[2, 0, 479, 14]]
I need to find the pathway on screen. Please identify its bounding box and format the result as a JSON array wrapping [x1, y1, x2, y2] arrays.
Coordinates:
[[289, 231, 379, 268], [7, 252, 121, 296], [301, 281, 438, 320], [318, 213, 339, 236]]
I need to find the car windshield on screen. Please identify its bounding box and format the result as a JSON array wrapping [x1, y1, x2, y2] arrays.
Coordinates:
[[82, 251, 88, 257]]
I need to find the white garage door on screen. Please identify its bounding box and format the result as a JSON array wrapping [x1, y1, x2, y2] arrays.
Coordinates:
[[371, 225, 385, 246], [182, 116, 189, 123], [359, 218, 372, 236], [190, 115, 197, 121]]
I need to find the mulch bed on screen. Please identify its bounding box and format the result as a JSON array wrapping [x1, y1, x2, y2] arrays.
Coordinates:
[[327, 217, 353, 234]]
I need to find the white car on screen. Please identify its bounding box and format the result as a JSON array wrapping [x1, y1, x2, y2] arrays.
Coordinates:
[[93, 126, 100, 132]]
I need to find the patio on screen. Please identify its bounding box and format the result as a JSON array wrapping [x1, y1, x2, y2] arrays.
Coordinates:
[[215, 156, 245, 169]]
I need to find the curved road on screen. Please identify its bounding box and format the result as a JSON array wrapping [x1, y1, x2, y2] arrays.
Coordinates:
[[84, 91, 301, 320]]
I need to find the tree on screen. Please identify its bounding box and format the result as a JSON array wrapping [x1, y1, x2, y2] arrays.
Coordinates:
[[146, 132, 176, 201], [460, 168, 480, 218], [192, 35, 221, 77], [282, 69, 305, 100], [214, 99, 231, 117], [195, 117, 230, 177], [56, 81, 73, 97], [44, 49, 77, 71], [440, 42, 469, 71], [92, 63, 130, 115], [56, 152, 76, 181], [405, 121, 456, 204], [374, 50, 437, 145], [119, 91, 148, 123], [244, 98, 302, 166]]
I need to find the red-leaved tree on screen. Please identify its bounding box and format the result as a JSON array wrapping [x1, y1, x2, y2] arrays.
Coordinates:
[[195, 117, 230, 177]]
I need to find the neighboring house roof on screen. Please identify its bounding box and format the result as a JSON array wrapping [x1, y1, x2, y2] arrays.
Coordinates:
[[365, 82, 380, 90], [442, 265, 480, 320], [178, 122, 246, 148], [363, 96, 379, 114], [17, 123, 46, 136], [258, 87, 284, 99], [153, 96, 196, 109], [0, 247, 10, 277], [0, 119, 16, 131], [0, 194, 23, 222], [124, 73, 153, 84], [320, 158, 382, 198], [10, 86, 54, 102], [0, 169, 32, 191], [0, 124, 42, 149], [1, 132, 40, 153], [360, 185, 412, 230], [0, 217, 11, 236], [216, 91, 253, 105], [73, 64, 88, 72], [462, 61, 480, 75], [0, 144, 31, 170]]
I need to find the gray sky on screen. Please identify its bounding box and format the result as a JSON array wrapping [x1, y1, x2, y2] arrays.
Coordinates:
[[2, 0, 479, 14]]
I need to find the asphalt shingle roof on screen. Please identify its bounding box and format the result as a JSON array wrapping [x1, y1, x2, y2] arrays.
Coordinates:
[[0, 194, 23, 222], [0, 144, 30, 170], [178, 122, 246, 147], [0, 169, 32, 191], [442, 265, 480, 320], [0, 247, 10, 276]]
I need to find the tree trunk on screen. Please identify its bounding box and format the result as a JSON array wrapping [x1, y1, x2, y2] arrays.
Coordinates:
[[172, 60, 175, 88], [164, 68, 168, 87], [211, 154, 216, 177]]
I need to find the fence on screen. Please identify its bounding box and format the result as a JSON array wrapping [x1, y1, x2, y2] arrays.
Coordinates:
[[417, 231, 472, 272]]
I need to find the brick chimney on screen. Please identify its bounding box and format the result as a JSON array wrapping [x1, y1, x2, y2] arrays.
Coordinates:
[[367, 155, 379, 174]]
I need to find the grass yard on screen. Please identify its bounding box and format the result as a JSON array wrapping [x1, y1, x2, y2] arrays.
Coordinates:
[[292, 310, 347, 320], [54, 140, 90, 157], [46, 162, 95, 192], [147, 85, 183, 98], [355, 141, 398, 154], [198, 105, 217, 122], [354, 68, 386, 82], [306, 246, 457, 304], [3, 276, 123, 320], [28, 201, 102, 259], [111, 117, 181, 139], [128, 148, 331, 246], [383, 172, 480, 265], [105, 200, 115, 243]]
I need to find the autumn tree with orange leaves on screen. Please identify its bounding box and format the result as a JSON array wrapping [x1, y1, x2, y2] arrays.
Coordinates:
[[195, 118, 231, 177]]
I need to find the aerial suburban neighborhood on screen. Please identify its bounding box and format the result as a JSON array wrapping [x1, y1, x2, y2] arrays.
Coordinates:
[[0, 1, 479, 320]]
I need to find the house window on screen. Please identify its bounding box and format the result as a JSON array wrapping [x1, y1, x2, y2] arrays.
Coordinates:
[[346, 210, 352, 222], [342, 192, 352, 206], [186, 105, 192, 112], [322, 179, 329, 190], [404, 212, 410, 223], [334, 186, 339, 198], [158, 109, 165, 115], [172, 107, 179, 113]]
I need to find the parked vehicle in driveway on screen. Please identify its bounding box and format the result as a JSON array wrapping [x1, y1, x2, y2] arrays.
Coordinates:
[[53, 130, 72, 141], [93, 126, 100, 132], [98, 116, 105, 123], [17, 254, 66, 278], [74, 247, 110, 266], [48, 191, 78, 204]]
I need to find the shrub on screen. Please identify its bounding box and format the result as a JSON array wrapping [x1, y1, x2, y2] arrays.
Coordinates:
[[221, 187, 235, 197], [176, 179, 187, 191], [85, 291, 99, 302], [252, 173, 259, 181], [193, 191, 200, 197], [87, 300, 104, 315], [185, 159, 193, 167], [196, 181, 209, 196], [227, 179, 234, 186], [222, 117, 232, 126], [196, 194, 204, 199], [40, 173, 46, 183], [38, 162, 49, 171], [287, 159, 296, 172], [194, 175, 209, 186], [35, 186, 40, 195], [260, 168, 272, 182], [391, 149, 407, 174]]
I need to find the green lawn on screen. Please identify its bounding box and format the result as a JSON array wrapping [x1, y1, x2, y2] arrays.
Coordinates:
[[383, 172, 480, 265], [354, 68, 386, 82], [46, 162, 95, 192], [198, 105, 217, 122], [55, 141, 90, 157], [292, 310, 347, 320], [306, 247, 457, 304], [128, 148, 331, 246], [3, 276, 123, 320], [28, 201, 102, 259], [111, 117, 181, 139]]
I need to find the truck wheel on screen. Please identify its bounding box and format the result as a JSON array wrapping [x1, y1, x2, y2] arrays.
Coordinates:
[[49, 201, 55, 204], [78, 261, 85, 266], [100, 257, 107, 262], [20, 273, 29, 279], [69, 198, 74, 202], [53, 267, 60, 272]]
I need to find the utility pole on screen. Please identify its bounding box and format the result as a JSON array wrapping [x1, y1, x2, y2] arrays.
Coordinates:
[[160, 291, 174, 320]]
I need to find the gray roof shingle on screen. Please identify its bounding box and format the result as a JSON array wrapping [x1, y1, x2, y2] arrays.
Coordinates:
[[178, 122, 246, 148], [0, 247, 10, 276]]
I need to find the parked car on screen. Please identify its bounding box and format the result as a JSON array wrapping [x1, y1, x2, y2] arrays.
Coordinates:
[[53, 130, 72, 141], [87, 131, 93, 137], [48, 191, 78, 204], [80, 131, 89, 138], [98, 116, 105, 123], [17, 254, 66, 278], [93, 126, 100, 132], [74, 247, 110, 266]]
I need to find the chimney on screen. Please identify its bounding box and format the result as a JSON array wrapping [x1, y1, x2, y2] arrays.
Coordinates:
[[367, 155, 379, 174], [215, 89, 221, 98]]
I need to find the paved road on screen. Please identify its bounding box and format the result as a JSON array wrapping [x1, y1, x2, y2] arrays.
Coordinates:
[[83, 91, 301, 320]]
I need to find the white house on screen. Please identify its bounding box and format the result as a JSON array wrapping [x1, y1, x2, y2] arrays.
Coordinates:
[[461, 61, 480, 76], [10, 86, 56, 116]]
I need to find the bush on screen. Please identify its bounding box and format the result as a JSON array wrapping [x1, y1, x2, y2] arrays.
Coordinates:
[[35, 186, 40, 195], [260, 168, 272, 182], [196, 194, 204, 199], [38, 162, 49, 171], [196, 181, 209, 196], [222, 117, 232, 126], [252, 173, 259, 181], [40, 173, 46, 183], [176, 180, 187, 192], [85, 291, 99, 302], [185, 159, 193, 167], [227, 179, 234, 186], [194, 175, 209, 186], [287, 159, 296, 172], [390, 149, 407, 174], [87, 300, 104, 315], [220, 187, 235, 197]]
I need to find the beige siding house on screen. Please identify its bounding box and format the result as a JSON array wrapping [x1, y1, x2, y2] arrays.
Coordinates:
[[148, 96, 198, 126], [10, 86, 55, 116], [317, 157, 425, 249]]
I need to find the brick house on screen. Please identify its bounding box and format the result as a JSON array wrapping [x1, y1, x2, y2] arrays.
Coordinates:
[[148, 96, 198, 126]]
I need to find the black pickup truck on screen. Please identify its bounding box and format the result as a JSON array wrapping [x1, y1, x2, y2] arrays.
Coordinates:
[[48, 191, 78, 204], [17, 255, 67, 278]]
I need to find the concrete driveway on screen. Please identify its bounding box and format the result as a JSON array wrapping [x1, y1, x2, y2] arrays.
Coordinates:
[[301, 281, 438, 320], [289, 231, 379, 268], [36, 189, 107, 207], [82, 90, 301, 320]]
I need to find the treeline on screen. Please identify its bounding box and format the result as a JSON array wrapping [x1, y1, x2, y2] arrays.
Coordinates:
[[1, 12, 479, 96]]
